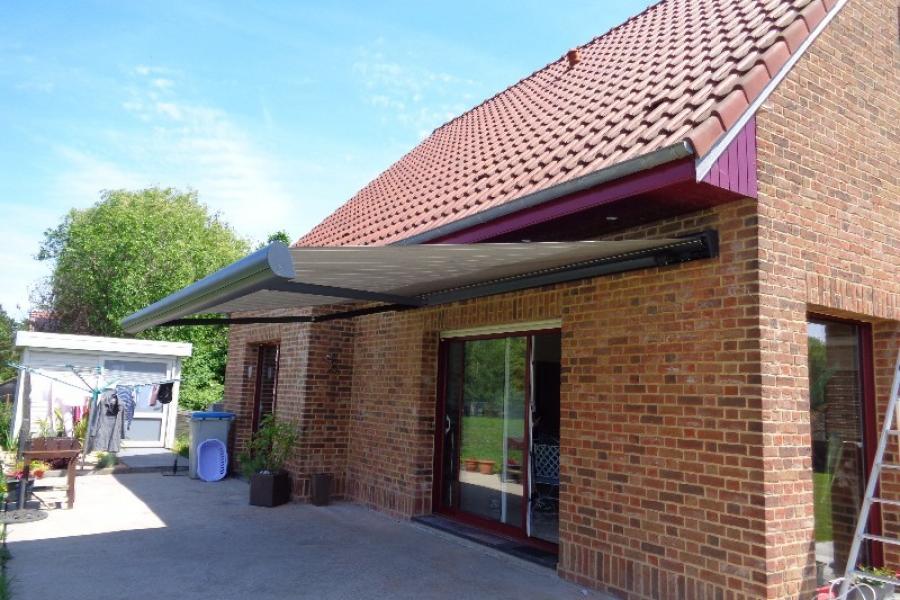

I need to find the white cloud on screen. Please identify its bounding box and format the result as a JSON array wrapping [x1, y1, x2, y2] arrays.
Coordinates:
[[96, 68, 296, 240], [353, 43, 480, 138]]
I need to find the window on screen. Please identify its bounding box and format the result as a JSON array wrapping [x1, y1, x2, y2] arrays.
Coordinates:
[[808, 317, 877, 583]]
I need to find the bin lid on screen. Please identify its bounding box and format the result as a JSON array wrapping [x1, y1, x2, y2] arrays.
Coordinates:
[[191, 411, 235, 421]]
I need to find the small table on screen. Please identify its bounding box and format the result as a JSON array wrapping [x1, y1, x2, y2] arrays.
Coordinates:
[[19, 438, 82, 510]]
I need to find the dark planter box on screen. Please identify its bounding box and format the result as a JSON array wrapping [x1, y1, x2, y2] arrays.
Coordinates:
[[310, 473, 332, 506], [249, 471, 291, 507]]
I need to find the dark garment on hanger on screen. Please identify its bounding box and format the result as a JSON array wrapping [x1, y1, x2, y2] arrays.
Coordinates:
[[91, 392, 124, 453], [157, 382, 174, 405]]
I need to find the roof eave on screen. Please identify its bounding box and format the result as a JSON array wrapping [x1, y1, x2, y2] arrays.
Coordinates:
[[395, 141, 695, 246]]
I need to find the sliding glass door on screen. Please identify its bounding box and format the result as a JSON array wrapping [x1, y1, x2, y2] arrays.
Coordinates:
[[436, 330, 560, 542]]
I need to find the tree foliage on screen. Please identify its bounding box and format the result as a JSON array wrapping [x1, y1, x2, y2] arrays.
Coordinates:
[[37, 188, 249, 409], [259, 230, 291, 248], [463, 337, 526, 415], [0, 306, 17, 382]]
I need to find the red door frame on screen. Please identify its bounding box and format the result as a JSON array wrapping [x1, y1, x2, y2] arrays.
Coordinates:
[[432, 328, 559, 550], [808, 313, 883, 567]]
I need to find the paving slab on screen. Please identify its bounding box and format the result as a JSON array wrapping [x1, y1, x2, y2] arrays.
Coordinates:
[[116, 447, 187, 471], [6, 473, 611, 600]]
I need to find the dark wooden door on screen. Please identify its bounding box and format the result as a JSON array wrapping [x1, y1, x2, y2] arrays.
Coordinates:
[[252, 344, 279, 432]]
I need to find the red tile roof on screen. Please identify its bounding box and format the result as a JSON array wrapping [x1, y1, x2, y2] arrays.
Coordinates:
[[298, 0, 839, 247]]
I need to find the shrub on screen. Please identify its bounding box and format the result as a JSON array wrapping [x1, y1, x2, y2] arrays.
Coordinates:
[[238, 414, 297, 477]]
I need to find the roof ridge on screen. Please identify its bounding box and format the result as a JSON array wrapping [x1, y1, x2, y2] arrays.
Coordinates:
[[428, 0, 670, 137]]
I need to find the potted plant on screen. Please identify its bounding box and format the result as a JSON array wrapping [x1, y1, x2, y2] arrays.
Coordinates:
[[463, 458, 478, 472], [239, 414, 298, 507], [477, 459, 495, 475]]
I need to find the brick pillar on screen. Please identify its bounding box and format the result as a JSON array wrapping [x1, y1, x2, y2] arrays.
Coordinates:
[[222, 310, 355, 503], [285, 318, 355, 500]]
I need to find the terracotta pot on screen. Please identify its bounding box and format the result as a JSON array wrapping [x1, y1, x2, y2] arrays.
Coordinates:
[[477, 460, 495, 475], [463, 459, 478, 472]]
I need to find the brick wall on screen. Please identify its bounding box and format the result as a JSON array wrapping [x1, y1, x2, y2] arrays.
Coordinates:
[[334, 198, 768, 599], [218, 2, 898, 598], [222, 308, 355, 500], [753, 0, 899, 597]]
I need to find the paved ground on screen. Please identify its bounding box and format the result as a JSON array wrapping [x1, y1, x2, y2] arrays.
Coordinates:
[[6, 473, 606, 600], [117, 447, 187, 471]]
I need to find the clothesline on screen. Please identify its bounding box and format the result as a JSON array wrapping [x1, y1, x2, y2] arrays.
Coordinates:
[[5, 362, 180, 388], [5, 361, 182, 468]]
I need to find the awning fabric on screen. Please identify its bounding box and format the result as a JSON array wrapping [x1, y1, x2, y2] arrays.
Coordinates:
[[122, 233, 717, 333]]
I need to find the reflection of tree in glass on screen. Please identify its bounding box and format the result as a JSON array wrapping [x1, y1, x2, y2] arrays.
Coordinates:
[[808, 336, 835, 412], [463, 337, 526, 417]]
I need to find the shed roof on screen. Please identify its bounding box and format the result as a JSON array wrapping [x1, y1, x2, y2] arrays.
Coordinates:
[[15, 331, 193, 357], [298, 0, 843, 247]]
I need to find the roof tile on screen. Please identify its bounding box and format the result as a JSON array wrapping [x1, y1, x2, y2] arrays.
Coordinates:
[[298, 0, 840, 247]]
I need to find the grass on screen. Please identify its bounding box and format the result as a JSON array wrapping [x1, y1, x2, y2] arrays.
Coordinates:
[[95, 452, 118, 469], [813, 471, 834, 542], [172, 434, 189, 459], [460, 416, 524, 474], [0, 522, 10, 599]]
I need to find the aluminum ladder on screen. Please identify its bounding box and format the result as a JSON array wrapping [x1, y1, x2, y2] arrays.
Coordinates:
[[839, 349, 900, 597]]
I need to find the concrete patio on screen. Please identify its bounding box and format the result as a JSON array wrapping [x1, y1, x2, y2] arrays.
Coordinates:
[[6, 473, 606, 599]]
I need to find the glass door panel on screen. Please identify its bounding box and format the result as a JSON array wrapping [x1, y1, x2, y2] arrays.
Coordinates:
[[105, 359, 170, 447], [808, 318, 869, 583], [445, 337, 528, 528]]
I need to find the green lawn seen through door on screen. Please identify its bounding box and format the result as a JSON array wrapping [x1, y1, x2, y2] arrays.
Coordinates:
[[460, 416, 524, 474]]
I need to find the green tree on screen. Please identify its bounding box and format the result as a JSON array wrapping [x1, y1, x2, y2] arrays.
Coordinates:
[[0, 306, 17, 382], [259, 230, 291, 248], [37, 187, 249, 409]]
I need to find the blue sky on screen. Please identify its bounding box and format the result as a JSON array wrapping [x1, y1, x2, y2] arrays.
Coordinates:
[[0, 1, 651, 318]]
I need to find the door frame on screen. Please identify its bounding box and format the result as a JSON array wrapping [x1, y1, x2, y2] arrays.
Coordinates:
[[251, 343, 280, 433], [807, 312, 882, 567], [432, 326, 559, 548]]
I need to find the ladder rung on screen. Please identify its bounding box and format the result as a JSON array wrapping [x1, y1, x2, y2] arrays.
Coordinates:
[[878, 463, 900, 472], [888, 430, 900, 435], [873, 497, 900, 508], [851, 570, 900, 586], [862, 533, 900, 546]]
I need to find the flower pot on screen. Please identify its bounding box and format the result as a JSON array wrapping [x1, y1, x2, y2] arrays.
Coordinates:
[[249, 470, 291, 507], [463, 459, 478, 472], [477, 460, 495, 475]]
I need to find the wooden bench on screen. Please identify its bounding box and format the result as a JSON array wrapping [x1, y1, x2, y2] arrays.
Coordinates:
[[19, 437, 82, 509]]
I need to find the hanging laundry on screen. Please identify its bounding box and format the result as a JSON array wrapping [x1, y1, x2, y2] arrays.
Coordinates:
[[156, 382, 174, 405], [116, 385, 137, 429], [134, 384, 160, 412], [149, 383, 160, 407], [90, 391, 124, 452], [54, 382, 90, 407], [27, 374, 53, 431]]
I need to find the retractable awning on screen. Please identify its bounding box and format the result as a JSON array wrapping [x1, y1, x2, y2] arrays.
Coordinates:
[[121, 231, 717, 333]]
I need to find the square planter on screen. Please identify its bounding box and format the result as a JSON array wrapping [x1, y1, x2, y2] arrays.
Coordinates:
[[249, 471, 291, 507]]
